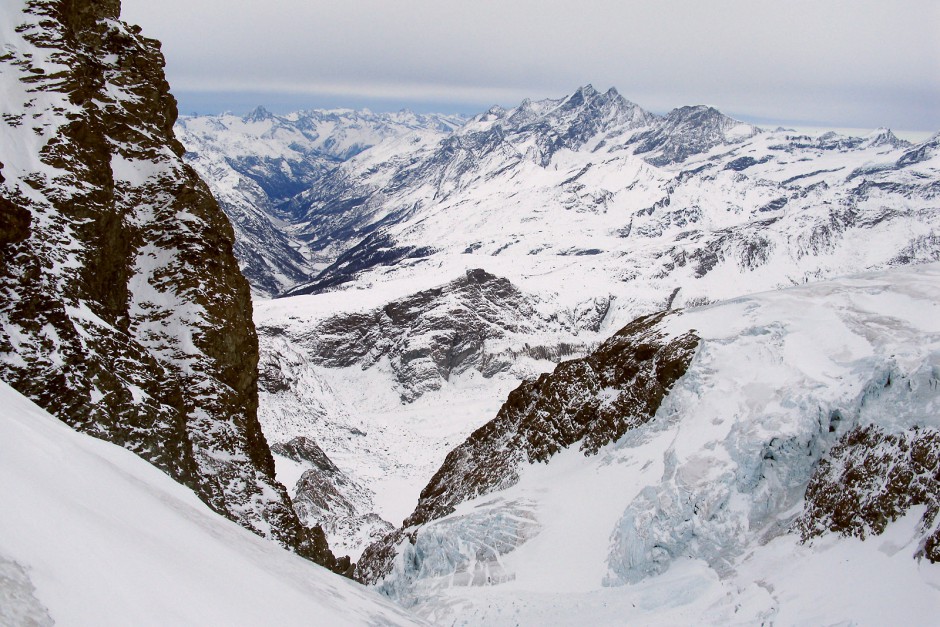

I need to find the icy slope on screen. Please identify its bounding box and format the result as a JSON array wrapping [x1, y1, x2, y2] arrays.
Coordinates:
[[357, 263, 940, 625], [0, 381, 423, 626]]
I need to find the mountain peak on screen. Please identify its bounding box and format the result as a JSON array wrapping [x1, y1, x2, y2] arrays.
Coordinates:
[[633, 104, 760, 166], [863, 127, 907, 149], [244, 105, 274, 122], [576, 83, 598, 97]]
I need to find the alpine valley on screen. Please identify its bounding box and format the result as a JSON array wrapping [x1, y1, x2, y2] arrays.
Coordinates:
[[1, 0, 939, 625]]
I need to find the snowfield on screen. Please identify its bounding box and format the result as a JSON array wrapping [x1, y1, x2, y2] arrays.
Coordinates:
[[0, 380, 423, 627]]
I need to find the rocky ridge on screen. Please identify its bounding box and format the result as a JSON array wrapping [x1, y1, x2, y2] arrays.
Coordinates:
[[0, 0, 345, 572], [265, 269, 607, 402], [797, 424, 940, 561], [355, 310, 699, 584]]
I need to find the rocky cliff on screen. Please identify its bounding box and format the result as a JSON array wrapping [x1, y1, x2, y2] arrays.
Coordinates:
[[0, 0, 345, 572]]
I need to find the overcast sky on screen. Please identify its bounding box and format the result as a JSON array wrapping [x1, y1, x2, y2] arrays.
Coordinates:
[[121, 0, 939, 134]]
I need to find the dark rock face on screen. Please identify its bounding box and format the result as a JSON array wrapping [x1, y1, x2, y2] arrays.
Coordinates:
[[797, 425, 940, 561], [0, 0, 343, 572], [633, 105, 759, 166], [0, 183, 31, 247], [287, 233, 437, 295], [273, 269, 604, 402], [355, 311, 698, 583], [273, 435, 342, 473]]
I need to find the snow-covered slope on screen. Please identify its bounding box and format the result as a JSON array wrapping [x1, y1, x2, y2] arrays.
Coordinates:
[[286, 86, 935, 310], [182, 85, 937, 306], [176, 108, 464, 296], [0, 381, 422, 627], [357, 263, 940, 625]]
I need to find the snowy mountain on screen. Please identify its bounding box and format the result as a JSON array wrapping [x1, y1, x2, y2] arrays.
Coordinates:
[[283, 85, 934, 304], [176, 108, 465, 296], [244, 85, 938, 565], [180, 84, 936, 307], [0, 0, 344, 571], [4, 1, 938, 623], [0, 380, 423, 626], [355, 264, 940, 624]]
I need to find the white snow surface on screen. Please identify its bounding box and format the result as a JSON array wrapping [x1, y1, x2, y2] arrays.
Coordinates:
[[373, 263, 940, 625], [0, 380, 423, 627]]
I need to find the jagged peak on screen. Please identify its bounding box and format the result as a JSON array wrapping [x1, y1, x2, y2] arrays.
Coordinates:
[[574, 83, 599, 98], [666, 104, 724, 120], [244, 105, 274, 123], [480, 104, 507, 121], [863, 127, 907, 149], [661, 104, 759, 136]]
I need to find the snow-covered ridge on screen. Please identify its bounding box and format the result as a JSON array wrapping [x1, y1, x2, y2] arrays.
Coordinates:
[[183, 83, 936, 302], [363, 263, 940, 624], [279, 84, 937, 309]]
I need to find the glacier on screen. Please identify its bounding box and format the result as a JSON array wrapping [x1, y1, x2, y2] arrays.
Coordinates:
[[366, 263, 940, 625]]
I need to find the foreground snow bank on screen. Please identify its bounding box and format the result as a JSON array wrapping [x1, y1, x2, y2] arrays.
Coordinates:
[[0, 381, 422, 627]]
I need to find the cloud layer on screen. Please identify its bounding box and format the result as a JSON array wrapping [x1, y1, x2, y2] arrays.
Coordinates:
[[122, 0, 939, 131]]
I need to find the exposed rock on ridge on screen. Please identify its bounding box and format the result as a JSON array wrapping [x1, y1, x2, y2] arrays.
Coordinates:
[[0, 0, 344, 572], [267, 268, 606, 402], [355, 310, 699, 583], [797, 424, 940, 561]]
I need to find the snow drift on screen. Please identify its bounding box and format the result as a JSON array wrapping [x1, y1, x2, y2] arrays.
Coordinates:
[[0, 380, 422, 627]]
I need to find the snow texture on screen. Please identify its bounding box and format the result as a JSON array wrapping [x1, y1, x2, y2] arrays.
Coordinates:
[[0, 380, 423, 626]]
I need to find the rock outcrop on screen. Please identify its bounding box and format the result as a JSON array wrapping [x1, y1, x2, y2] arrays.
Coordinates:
[[355, 310, 698, 583], [797, 425, 940, 561], [273, 437, 393, 560], [266, 269, 606, 402], [0, 0, 344, 572]]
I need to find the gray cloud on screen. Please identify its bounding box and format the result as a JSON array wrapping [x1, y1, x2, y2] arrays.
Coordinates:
[[122, 0, 940, 132]]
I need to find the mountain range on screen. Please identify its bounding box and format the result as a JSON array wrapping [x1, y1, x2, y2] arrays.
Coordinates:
[[1, 0, 939, 624]]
